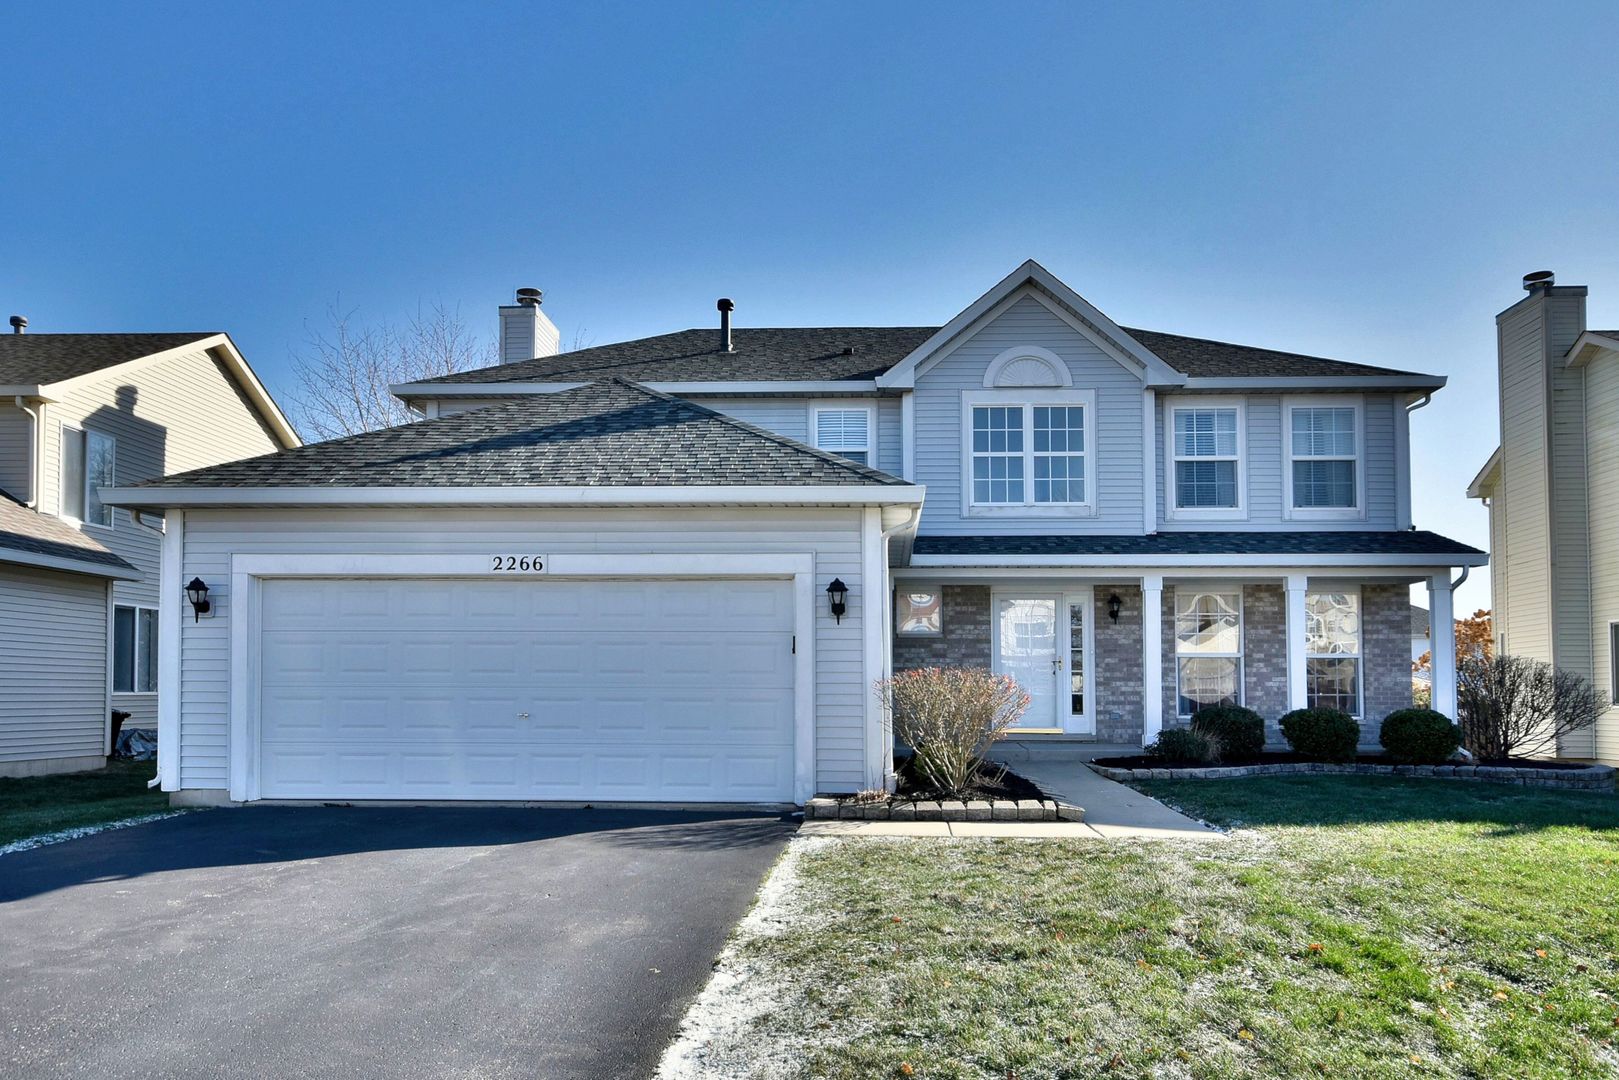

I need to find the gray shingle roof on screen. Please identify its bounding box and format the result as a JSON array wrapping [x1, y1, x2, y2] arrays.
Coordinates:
[[0, 491, 137, 574], [414, 324, 1432, 386], [0, 333, 218, 386], [1410, 603, 1431, 637], [134, 379, 910, 490], [913, 531, 1485, 558]]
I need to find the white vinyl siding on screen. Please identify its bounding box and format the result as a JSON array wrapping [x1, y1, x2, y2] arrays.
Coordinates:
[[914, 293, 1144, 534], [0, 566, 109, 768], [1585, 346, 1619, 763], [174, 506, 871, 794]]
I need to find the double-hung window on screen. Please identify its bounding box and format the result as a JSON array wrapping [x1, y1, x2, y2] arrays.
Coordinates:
[[1305, 590, 1361, 715], [813, 406, 873, 465], [965, 391, 1094, 512], [1174, 587, 1243, 717], [113, 604, 158, 694], [1167, 400, 1243, 516], [1286, 398, 1362, 517], [1608, 622, 1619, 704], [61, 425, 116, 528]]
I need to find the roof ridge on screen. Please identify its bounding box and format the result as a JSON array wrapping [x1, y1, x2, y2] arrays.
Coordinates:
[[603, 377, 908, 486]]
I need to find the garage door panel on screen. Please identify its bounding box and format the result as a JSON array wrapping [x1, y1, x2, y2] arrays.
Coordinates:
[[257, 577, 796, 802]]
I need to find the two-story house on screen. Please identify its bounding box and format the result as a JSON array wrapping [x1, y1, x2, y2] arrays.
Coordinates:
[[1468, 272, 1618, 764], [106, 263, 1484, 806], [0, 327, 298, 777]]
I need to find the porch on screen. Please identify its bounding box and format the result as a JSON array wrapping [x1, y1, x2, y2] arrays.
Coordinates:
[[892, 572, 1465, 749]]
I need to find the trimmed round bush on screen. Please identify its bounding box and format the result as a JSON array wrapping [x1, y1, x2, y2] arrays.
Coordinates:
[[1148, 727, 1222, 765], [1279, 707, 1361, 762], [1380, 708, 1462, 764], [1190, 705, 1265, 759]]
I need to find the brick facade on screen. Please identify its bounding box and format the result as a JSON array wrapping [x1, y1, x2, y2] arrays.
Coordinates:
[[888, 578, 1415, 749]]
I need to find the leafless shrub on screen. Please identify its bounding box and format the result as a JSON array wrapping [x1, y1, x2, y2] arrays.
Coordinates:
[[877, 667, 1030, 797], [1456, 653, 1607, 761]]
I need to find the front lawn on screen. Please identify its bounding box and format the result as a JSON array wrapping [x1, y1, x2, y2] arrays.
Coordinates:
[[0, 759, 168, 848], [690, 777, 1619, 1079]]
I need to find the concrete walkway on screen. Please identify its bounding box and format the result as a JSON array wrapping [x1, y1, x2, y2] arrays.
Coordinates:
[[799, 759, 1223, 841]]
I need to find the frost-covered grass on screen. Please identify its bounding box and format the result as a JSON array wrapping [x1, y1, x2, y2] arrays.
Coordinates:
[[681, 777, 1619, 1079], [0, 759, 168, 848]]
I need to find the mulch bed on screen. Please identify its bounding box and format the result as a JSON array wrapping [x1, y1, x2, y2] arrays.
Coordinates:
[[1094, 751, 1594, 771], [893, 754, 1045, 802]]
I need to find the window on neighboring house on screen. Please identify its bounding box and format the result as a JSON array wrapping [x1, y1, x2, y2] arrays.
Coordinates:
[[61, 426, 116, 527], [813, 407, 872, 465], [1287, 402, 1360, 514], [1170, 403, 1242, 512], [1306, 590, 1361, 715], [896, 589, 943, 635], [113, 604, 158, 694], [1609, 622, 1619, 703], [967, 394, 1093, 509], [1174, 588, 1243, 717]]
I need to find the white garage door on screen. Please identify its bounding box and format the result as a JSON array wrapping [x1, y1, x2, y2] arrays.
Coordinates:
[[256, 577, 796, 802]]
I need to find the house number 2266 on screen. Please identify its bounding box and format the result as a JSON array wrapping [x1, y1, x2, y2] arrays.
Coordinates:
[[490, 555, 546, 572]]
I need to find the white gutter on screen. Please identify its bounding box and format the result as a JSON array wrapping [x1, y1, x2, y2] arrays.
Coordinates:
[[907, 551, 1488, 569], [1180, 375, 1447, 391], [101, 483, 929, 510], [12, 396, 42, 508]]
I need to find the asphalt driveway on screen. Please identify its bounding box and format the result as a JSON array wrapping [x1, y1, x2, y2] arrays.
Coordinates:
[[0, 806, 795, 1079]]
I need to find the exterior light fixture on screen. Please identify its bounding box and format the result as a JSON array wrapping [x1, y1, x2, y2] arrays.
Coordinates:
[[1107, 593, 1122, 623], [826, 578, 848, 623], [186, 577, 212, 622]]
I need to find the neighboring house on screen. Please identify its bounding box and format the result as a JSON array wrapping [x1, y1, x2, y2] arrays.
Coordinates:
[[0, 328, 298, 777], [1468, 272, 1619, 764], [106, 263, 1484, 806], [1411, 603, 1432, 684]]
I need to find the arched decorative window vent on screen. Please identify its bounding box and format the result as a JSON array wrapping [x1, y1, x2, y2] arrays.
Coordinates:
[[984, 345, 1072, 388]]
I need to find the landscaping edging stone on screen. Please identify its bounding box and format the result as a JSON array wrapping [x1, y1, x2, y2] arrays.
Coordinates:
[[1087, 759, 1616, 792], [803, 796, 1085, 822]]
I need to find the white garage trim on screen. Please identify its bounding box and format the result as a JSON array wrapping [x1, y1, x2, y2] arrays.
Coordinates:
[[227, 552, 817, 804]]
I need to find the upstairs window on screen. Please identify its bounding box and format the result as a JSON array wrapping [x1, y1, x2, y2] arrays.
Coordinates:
[[1287, 399, 1362, 516], [61, 425, 116, 528], [1168, 401, 1243, 515], [964, 390, 1095, 512], [813, 407, 873, 465]]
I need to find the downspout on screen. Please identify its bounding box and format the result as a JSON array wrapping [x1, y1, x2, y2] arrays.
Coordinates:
[[13, 396, 42, 508], [875, 503, 923, 791], [1406, 392, 1432, 415]]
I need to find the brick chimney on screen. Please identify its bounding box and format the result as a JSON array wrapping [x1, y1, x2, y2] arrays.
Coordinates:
[[498, 287, 560, 364]]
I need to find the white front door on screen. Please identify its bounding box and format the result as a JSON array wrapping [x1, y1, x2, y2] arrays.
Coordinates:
[[993, 590, 1093, 734]]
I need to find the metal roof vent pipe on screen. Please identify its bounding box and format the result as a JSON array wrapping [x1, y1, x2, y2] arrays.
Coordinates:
[[8, 315, 25, 334], [717, 298, 735, 352], [1523, 270, 1555, 293]]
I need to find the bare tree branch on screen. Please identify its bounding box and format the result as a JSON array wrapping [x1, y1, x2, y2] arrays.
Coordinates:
[[288, 300, 497, 441]]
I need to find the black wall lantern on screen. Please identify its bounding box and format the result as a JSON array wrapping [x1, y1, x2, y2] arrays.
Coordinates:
[[186, 577, 212, 622], [1107, 592, 1123, 623], [826, 578, 848, 623]]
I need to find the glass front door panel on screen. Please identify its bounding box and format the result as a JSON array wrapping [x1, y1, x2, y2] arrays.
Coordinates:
[[1069, 602, 1085, 717], [997, 597, 1059, 729]]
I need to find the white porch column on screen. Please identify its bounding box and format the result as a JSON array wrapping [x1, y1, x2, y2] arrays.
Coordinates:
[[1428, 573, 1458, 719], [1284, 573, 1310, 713], [1141, 573, 1164, 745]]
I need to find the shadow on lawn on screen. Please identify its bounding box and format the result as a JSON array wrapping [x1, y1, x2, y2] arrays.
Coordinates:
[[0, 804, 795, 905], [1134, 774, 1619, 836]]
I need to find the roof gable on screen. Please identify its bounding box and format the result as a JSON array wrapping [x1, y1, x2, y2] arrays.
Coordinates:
[[0, 333, 217, 387], [127, 378, 911, 492]]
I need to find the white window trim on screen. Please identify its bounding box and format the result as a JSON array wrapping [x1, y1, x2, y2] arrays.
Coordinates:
[[1162, 395, 1248, 520], [894, 585, 943, 636], [1305, 586, 1364, 718], [960, 388, 1097, 517], [59, 422, 117, 531], [1608, 621, 1619, 704], [810, 402, 876, 465], [1283, 394, 1365, 521], [113, 602, 159, 696], [1173, 583, 1245, 718]]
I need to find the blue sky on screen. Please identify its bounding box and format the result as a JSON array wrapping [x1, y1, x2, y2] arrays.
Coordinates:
[[5, 1, 1617, 611]]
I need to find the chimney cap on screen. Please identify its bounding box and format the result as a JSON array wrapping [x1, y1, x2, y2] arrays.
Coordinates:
[[717, 297, 734, 313], [1523, 270, 1555, 292], [8, 315, 25, 334], [515, 287, 543, 307]]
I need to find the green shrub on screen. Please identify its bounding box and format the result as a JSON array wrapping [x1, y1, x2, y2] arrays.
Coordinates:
[[1279, 707, 1361, 762], [1190, 705, 1266, 759], [1148, 727, 1222, 765], [1380, 708, 1462, 763]]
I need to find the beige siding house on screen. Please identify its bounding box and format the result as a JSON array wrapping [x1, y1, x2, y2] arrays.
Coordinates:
[[0, 329, 298, 777], [1470, 274, 1619, 763]]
